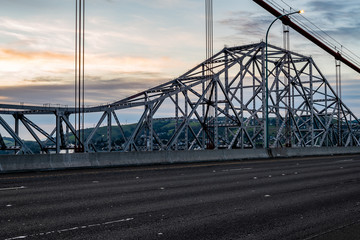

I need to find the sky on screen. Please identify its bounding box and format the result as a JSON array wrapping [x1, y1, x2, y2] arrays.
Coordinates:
[[0, 0, 359, 114]]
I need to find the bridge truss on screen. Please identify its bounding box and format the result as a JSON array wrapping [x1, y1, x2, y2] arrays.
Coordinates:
[[1, 42, 360, 154]]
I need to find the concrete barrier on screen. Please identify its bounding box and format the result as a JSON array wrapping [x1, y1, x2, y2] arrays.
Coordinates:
[[0, 147, 359, 173], [270, 146, 360, 158]]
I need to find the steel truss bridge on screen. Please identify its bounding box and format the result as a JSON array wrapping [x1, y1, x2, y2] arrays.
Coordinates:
[[1, 42, 360, 154]]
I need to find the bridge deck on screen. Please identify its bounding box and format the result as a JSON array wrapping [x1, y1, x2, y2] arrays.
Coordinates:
[[1, 155, 360, 239]]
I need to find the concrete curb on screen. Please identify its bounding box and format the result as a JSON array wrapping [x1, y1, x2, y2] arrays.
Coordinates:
[[1, 147, 360, 173]]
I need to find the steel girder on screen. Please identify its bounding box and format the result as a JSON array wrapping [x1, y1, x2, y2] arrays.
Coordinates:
[[0, 42, 359, 154]]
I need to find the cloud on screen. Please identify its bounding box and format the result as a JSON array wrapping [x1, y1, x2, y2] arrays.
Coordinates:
[[0, 17, 73, 46], [83, 14, 204, 56], [218, 10, 291, 46], [307, 0, 359, 13], [307, 1, 346, 12], [85, 55, 183, 76], [219, 1, 360, 47], [0, 44, 185, 87], [0, 73, 169, 106], [304, 0, 360, 35], [0, 48, 72, 61], [219, 11, 271, 39], [121, 0, 198, 9], [0, 5, 203, 91], [22, 76, 65, 84]]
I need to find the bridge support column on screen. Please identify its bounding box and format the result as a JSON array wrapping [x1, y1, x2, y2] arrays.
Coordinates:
[[107, 110, 112, 152], [147, 103, 154, 151], [14, 114, 20, 147], [310, 61, 314, 146], [261, 45, 267, 148], [56, 111, 61, 154], [335, 59, 342, 146]]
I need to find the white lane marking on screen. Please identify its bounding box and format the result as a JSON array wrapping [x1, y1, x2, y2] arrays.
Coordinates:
[[0, 186, 26, 191], [222, 168, 253, 172], [6, 217, 134, 240], [6, 204, 12, 207], [103, 218, 133, 225], [5, 236, 27, 240], [336, 159, 354, 163], [58, 227, 79, 233], [231, 168, 252, 171], [264, 195, 271, 198], [87, 223, 101, 227]]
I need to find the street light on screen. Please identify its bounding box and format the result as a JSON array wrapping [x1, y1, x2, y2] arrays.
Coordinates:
[[264, 10, 304, 149]]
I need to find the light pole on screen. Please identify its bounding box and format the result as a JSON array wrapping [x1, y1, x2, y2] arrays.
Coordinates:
[[264, 10, 303, 149]]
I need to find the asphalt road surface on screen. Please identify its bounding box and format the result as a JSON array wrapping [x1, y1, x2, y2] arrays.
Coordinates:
[[1, 154, 360, 240]]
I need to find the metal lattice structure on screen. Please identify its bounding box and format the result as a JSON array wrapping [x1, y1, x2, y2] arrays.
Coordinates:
[[1, 42, 360, 154]]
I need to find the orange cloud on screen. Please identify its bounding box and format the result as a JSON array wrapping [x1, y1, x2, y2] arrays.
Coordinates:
[[0, 46, 188, 90], [0, 48, 183, 73], [0, 48, 72, 61]]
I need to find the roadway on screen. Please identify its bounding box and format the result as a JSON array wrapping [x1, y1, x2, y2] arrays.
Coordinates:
[[1, 154, 360, 240]]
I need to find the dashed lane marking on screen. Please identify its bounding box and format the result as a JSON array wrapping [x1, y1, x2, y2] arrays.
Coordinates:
[[0, 186, 26, 191], [5, 217, 134, 240]]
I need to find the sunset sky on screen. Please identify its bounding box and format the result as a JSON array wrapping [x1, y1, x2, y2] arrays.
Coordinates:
[[0, 0, 359, 114]]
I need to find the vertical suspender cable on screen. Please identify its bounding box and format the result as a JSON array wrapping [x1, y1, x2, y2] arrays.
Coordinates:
[[75, 0, 85, 152], [75, 0, 78, 150], [82, 0, 85, 146], [205, 0, 208, 61], [205, 0, 214, 148], [210, 0, 213, 62], [78, 0, 82, 151]]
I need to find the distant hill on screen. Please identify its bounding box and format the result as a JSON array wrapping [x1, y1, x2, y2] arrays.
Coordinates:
[[1, 137, 41, 154]]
